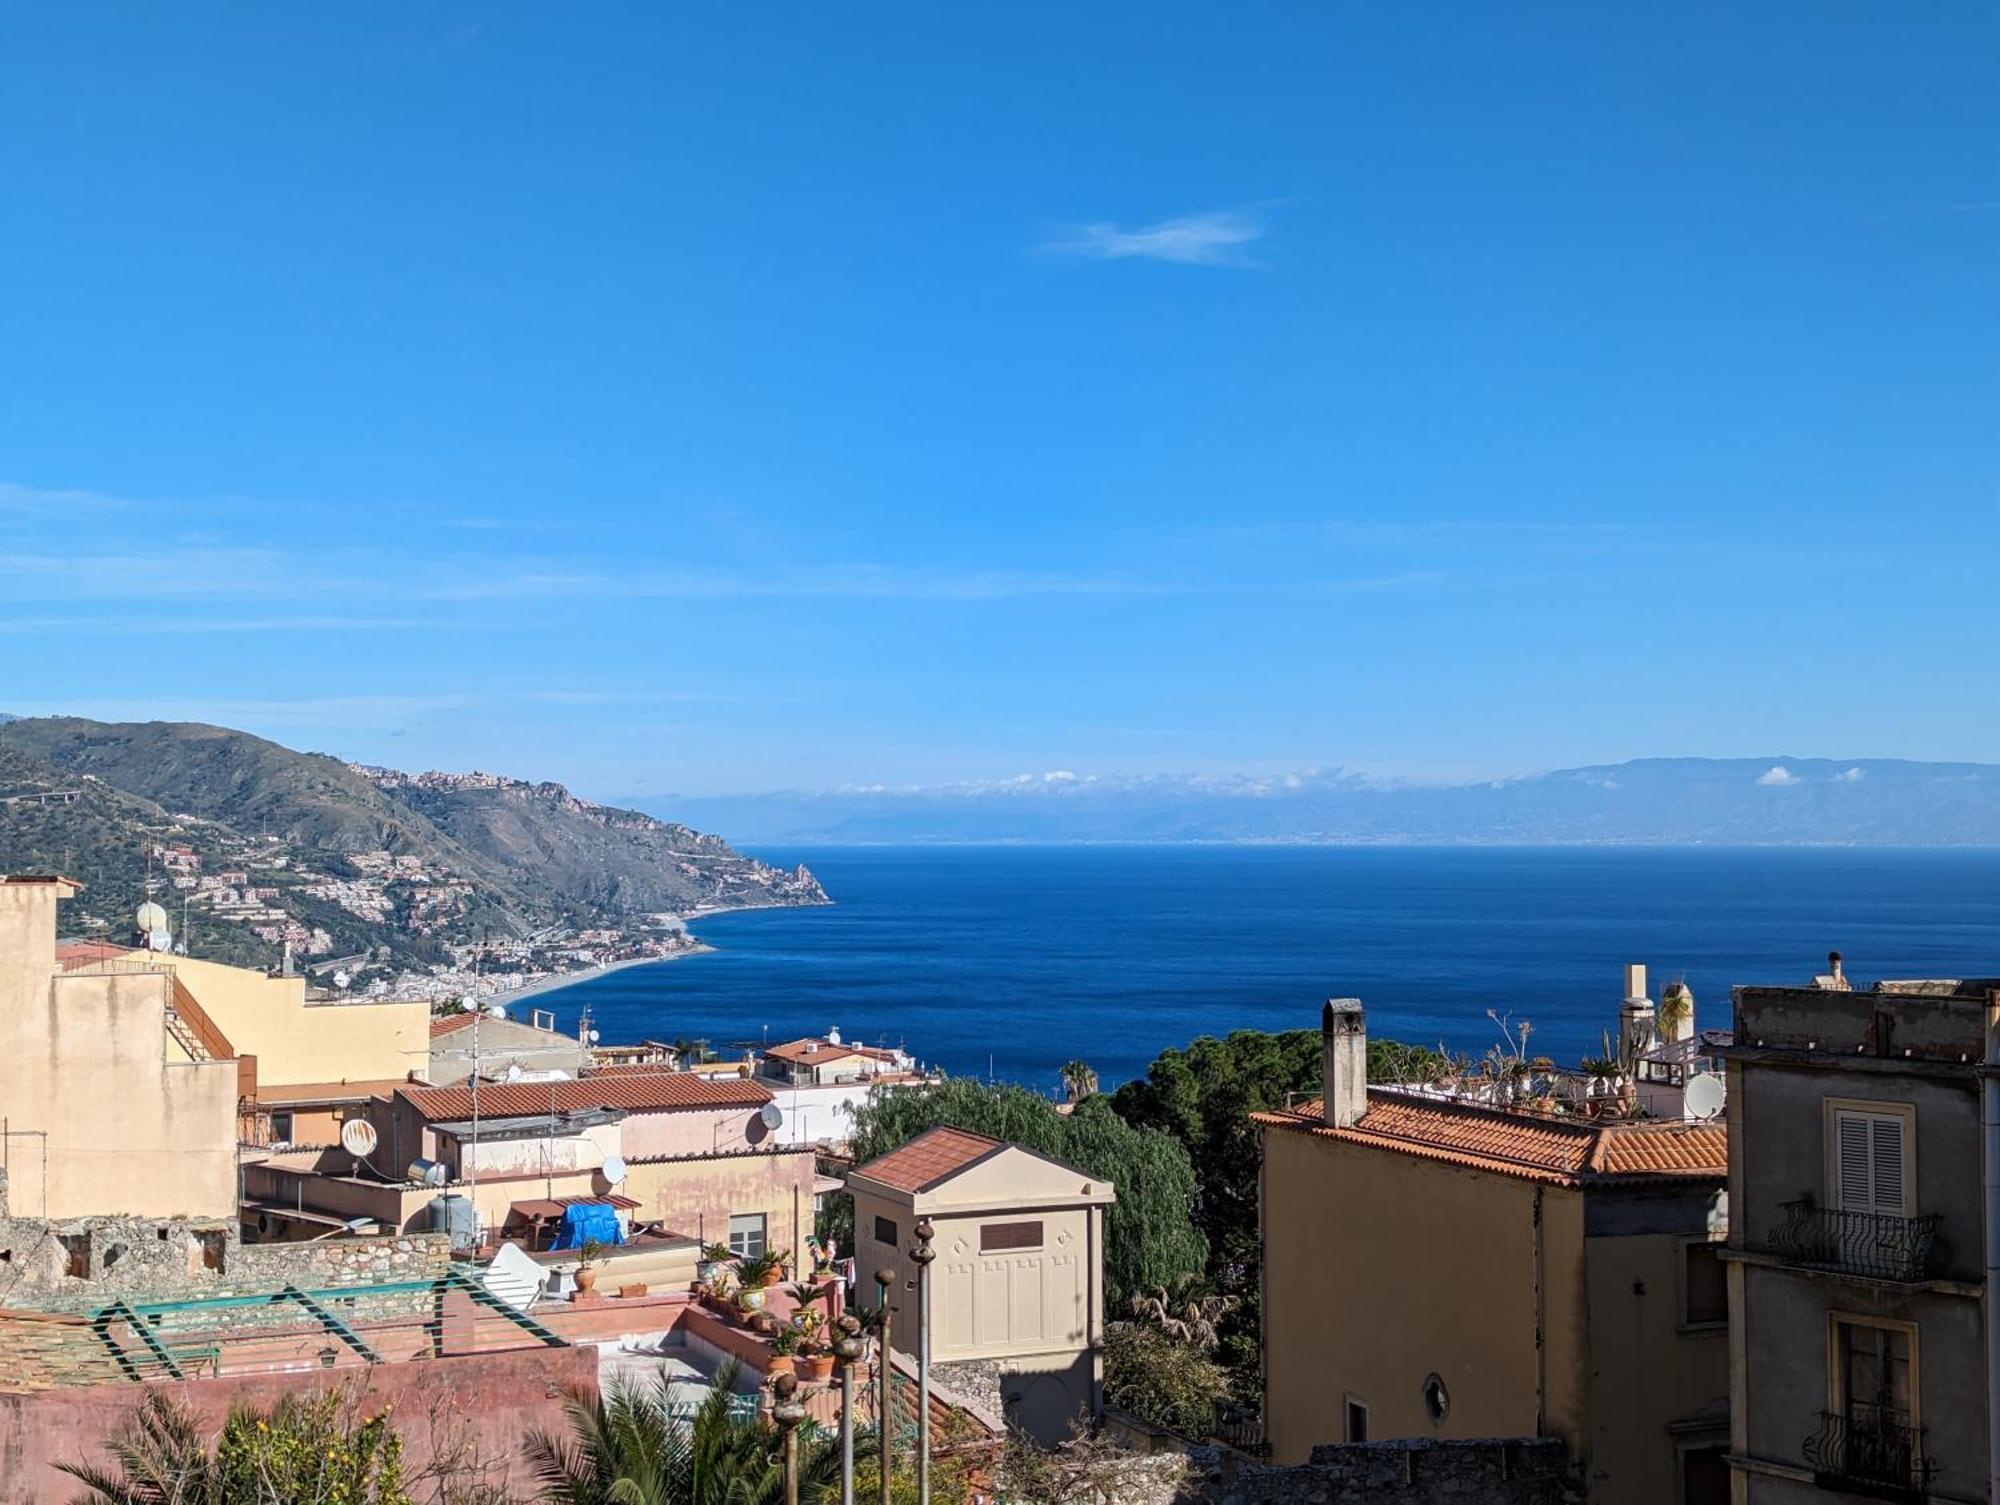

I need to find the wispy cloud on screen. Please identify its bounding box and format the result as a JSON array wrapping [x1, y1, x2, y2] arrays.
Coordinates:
[[1041, 210, 1266, 268]]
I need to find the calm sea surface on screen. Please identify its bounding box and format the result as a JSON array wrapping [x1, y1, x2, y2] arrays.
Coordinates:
[[537, 847, 2000, 1094]]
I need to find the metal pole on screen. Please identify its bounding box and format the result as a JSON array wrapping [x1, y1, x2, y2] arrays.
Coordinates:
[[874, 1266, 895, 1505], [910, 1219, 936, 1505], [834, 1314, 864, 1505], [773, 1372, 806, 1505]]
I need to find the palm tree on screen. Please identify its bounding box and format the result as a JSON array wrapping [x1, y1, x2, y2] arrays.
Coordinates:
[[58, 1389, 219, 1505], [1059, 1059, 1098, 1103], [525, 1363, 856, 1505]]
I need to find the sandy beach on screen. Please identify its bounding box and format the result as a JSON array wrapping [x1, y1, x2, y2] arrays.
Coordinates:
[[486, 942, 714, 1007]]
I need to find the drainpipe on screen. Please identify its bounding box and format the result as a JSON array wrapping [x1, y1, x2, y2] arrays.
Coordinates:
[[1984, 991, 2000, 1504]]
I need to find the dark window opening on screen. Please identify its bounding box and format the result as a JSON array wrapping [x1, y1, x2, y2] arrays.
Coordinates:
[[197, 1230, 227, 1274], [1683, 1241, 1727, 1327], [270, 1111, 295, 1143], [1345, 1400, 1369, 1443], [58, 1233, 91, 1279], [874, 1216, 899, 1248], [1422, 1374, 1450, 1425], [980, 1220, 1045, 1253], [102, 1242, 127, 1271]]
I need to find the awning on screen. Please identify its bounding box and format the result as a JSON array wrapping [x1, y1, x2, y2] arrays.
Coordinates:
[[508, 1194, 640, 1219]]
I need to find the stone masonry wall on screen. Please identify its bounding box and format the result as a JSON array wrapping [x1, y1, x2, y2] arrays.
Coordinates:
[[1175, 1438, 1583, 1505], [0, 1217, 450, 1310]]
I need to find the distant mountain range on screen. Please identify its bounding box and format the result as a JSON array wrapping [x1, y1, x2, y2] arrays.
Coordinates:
[[0, 717, 826, 966], [639, 758, 2000, 847]]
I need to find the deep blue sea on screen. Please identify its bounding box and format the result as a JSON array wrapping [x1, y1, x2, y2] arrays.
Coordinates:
[[537, 847, 2000, 1094]]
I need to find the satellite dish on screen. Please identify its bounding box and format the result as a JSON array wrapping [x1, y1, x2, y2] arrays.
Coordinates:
[[340, 1119, 379, 1157], [1684, 1073, 1726, 1121], [588, 1029, 601, 1043], [486, 1003, 507, 1019], [601, 1155, 628, 1183], [332, 970, 351, 990], [759, 1103, 784, 1131]]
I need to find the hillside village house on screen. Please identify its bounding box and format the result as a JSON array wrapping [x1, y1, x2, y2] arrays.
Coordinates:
[[846, 1125, 1116, 1443], [1255, 996, 1731, 1505], [1721, 970, 1999, 1505], [755, 1031, 934, 1147], [246, 1069, 817, 1256], [0, 877, 239, 1223]]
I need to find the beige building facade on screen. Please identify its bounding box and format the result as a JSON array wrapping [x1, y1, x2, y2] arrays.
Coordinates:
[[847, 1125, 1116, 1443], [1256, 999, 1730, 1505], [0, 878, 238, 1220]]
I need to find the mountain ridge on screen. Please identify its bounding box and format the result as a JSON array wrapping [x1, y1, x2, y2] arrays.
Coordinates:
[[636, 756, 2000, 847]]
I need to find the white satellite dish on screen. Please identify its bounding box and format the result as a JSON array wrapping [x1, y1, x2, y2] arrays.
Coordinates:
[[601, 1154, 628, 1183], [759, 1102, 784, 1131], [340, 1119, 379, 1157], [1684, 1072, 1726, 1121], [487, 1003, 508, 1019], [332, 969, 351, 990]]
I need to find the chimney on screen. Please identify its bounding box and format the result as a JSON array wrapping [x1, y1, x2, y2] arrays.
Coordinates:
[[1322, 997, 1368, 1128], [1618, 963, 1657, 1073], [1829, 951, 1846, 988]]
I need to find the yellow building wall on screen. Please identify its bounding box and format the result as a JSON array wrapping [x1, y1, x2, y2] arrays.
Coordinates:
[[2, 939, 239, 1218], [622, 1150, 816, 1256], [1260, 1125, 1590, 1465], [1583, 1231, 1729, 1505], [82, 954, 430, 1087]]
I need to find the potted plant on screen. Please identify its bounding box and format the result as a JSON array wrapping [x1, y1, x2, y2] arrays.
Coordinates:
[[573, 1238, 605, 1296], [697, 1241, 734, 1285], [734, 1249, 779, 1310], [759, 1249, 790, 1287], [766, 1320, 798, 1378]]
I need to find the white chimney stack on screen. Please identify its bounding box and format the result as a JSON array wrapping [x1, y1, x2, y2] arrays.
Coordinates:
[[1322, 997, 1368, 1129], [1618, 963, 1657, 1073]]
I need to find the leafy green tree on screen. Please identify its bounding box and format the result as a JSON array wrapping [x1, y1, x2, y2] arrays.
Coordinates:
[[1101, 1322, 1232, 1439], [525, 1365, 853, 1505], [847, 1079, 1205, 1305], [61, 1389, 410, 1505]]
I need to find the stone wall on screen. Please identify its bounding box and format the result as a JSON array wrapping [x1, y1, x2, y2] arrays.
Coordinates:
[[0, 1216, 450, 1309], [1175, 1438, 1582, 1505]]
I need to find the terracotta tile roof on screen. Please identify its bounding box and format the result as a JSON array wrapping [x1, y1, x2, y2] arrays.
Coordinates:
[[851, 1125, 1003, 1192], [1252, 1090, 1727, 1186], [398, 1071, 770, 1122], [255, 1078, 407, 1107], [54, 940, 136, 971], [1586, 1121, 1729, 1176], [764, 1037, 864, 1066], [429, 1014, 478, 1038]]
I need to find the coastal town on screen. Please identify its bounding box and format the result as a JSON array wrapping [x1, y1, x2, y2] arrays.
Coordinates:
[[0, 865, 1983, 1505]]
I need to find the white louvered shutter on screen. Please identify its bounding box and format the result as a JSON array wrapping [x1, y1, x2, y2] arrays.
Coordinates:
[[1833, 1109, 1907, 1215]]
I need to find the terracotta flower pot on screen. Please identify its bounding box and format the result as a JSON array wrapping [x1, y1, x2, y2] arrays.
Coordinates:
[[574, 1266, 598, 1294], [768, 1355, 795, 1378], [758, 1268, 783, 1288], [801, 1353, 835, 1382]]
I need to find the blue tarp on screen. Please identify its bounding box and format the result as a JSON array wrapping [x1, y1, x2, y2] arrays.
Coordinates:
[[552, 1201, 625, 1250]]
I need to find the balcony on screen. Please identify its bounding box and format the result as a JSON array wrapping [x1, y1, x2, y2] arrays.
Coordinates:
[[1803, 1409, 1934, 1501], [1771, 1201, 1944, 1283]]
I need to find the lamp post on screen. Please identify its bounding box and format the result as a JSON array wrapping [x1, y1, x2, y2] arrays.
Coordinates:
[[833, 1313, 865, 1505], [773, 1371, 807, 1505], [909, 1218, 936, 1505], [874, 1265, 895, 1505]]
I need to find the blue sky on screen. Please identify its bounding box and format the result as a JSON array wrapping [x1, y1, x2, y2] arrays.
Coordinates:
[[2, 4, 1995, 798]]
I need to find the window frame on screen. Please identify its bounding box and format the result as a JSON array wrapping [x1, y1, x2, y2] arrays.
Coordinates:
[[874, 1215, 899, 1248], [727, 1212, 767, 1260], [1826, 1312, 1921, 1434], [1344, 1396, 1369, 1443], [1823, 1098, 1916, 1217], [1678, 1235, 1730, 1332]]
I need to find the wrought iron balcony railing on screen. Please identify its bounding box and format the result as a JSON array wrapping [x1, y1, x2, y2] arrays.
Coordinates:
[[1804, 1409, 1934, 1500], [1770, 1200, 1944, 1283]]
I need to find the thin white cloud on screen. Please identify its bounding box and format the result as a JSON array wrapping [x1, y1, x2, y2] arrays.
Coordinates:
[[1756, 765, 1798, 787], [1042, 211, 1266, 267], [1837, 766, 1865, 782]]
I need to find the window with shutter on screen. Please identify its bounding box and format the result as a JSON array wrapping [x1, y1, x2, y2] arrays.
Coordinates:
[[1831, 1107, 1909, 1216]]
